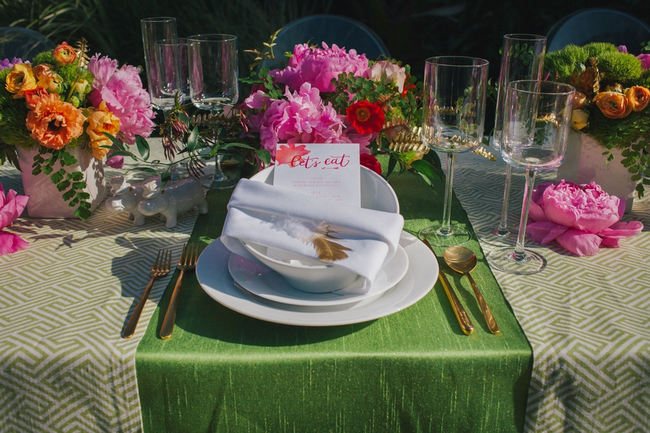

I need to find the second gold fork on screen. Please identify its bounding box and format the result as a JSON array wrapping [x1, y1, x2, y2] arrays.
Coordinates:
[[159, 243, 200, 339]]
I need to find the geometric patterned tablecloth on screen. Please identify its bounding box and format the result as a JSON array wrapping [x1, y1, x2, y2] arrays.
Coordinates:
[[449, 147, 650, 433], [0, 162, 195, 433]]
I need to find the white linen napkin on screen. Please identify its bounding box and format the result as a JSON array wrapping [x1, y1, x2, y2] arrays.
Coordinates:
[[221, 178, 404, 291]]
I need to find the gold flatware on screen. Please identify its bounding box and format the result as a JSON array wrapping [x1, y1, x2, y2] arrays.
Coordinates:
[[122, 249, 172, 338], [159, 243, 200, 339], [444, 245, 500, 335], [420, 237, 474, 335]]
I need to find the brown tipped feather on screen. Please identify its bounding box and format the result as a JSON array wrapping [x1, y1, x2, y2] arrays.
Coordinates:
[[312, 235, 351, 262]]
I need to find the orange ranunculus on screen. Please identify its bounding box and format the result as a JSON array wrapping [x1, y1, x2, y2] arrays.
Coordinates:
[[593, 91, 632, 119], [33, 63, 63, 93], [346, 100, 385, 134], [5, 63, 37, 97], [26, 93, 85, 150], [625, 86, 650, 112], [86, 101, 120, 160], [23, 87, 51, 109], [53, 42, 77, 65]]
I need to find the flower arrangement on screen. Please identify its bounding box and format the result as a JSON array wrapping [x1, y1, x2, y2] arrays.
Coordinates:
[[543, 42, 650, 197], [0, 40, 155, 219], [526, 180, 643, 256], [240, 40, 436, 178]]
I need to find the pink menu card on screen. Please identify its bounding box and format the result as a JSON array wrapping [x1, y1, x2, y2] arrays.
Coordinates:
[[273, 143, 360, 206]]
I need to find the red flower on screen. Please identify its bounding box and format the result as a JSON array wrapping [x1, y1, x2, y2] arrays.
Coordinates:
[[346, 100, 385, 134], [401, 74, 417, 97], [360, 153, 382, 175]]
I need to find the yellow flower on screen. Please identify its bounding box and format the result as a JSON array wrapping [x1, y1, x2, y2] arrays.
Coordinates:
[[86, 102, 121, 160], [53, 42, 77, 65], [33, 63, 63, 93], [571, 108, 589, 130], [5, 63, 37, 97]]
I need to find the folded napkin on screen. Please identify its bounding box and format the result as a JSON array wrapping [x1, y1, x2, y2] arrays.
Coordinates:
[[221, 178, 404, 291]]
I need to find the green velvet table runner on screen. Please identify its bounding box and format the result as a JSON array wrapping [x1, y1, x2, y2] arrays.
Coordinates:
[[135, 169, 532, 433]]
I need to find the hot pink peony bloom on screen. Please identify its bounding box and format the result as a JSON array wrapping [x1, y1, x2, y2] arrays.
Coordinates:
[[526, 180, 643, 256], [637, 53, 650, 69], [256, 82, 349, 157], [270, 43, 369, 93], [88, 54, 155, 144], [0, 183, 29, 255]]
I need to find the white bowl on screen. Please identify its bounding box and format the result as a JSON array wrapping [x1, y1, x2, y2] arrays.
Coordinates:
[[243, 166, 400, 293]]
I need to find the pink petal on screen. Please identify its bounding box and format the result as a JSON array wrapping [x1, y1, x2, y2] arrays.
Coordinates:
[[0, 231, 29, 255], [527, 221, 567, 244], [528, 199, 546, 222], [556, 229, 602, 256], [600, 237, 621, 248], [599, 221, 644, 238], [105, 155, 124, 169]]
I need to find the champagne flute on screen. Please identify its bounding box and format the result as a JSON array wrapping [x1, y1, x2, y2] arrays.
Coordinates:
[[487, 80, 575, 275], [420, 56, 489, 247], [492, 34, 546, 238], [188, 34, 239, 189], [140, 17, 178, 113], [153, 39, 185, 108]]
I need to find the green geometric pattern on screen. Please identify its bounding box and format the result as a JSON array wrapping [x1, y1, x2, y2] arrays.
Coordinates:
[[0, 165, 194, 433], [450, 149, 650, 433]]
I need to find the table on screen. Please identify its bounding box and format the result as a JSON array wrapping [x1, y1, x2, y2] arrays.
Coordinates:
[[1, 144, 648, 433]]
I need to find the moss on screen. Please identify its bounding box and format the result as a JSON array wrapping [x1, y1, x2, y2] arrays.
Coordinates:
[[544, 45, 588, 82], [582, 42, 619, 58], [32, 50, 55, 65], [597, 51, 643, 85]]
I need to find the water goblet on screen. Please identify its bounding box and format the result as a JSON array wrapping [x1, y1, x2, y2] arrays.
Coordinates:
[[419, 56, 489, 247], [188, 34, 239, 189], [492, 34, 546, 238], [487, 80, 575, 275], [140, 17, 178, 113]]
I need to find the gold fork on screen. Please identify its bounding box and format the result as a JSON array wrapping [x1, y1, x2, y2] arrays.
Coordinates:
[[123, 249, 172, 338], [159, 243, 200, 339]]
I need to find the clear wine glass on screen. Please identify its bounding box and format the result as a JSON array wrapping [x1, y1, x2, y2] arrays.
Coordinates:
[[487, 80, 575, 275], [140, 17, 178, 113], [188, 34, 239, 189], [153, 39, 185, 109], [419, 56, 489, 247], [492, 34, 546, 238]]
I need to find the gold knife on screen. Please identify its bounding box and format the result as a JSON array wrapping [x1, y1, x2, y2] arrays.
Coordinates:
[[421, 237, 474, 335]]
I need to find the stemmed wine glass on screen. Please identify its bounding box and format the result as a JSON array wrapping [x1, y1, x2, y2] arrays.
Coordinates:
[[153, 39, 186, 109], [140, 17, 178, 114], [420, 56, 489, 247], [487, 80, 575, 275], [187, 34, 239, 189], [492, 34, 547, 238]]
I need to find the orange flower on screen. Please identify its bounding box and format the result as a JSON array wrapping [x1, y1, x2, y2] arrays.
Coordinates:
[[593, 91, 632, 119], [5, 63, 37, 97], [23, 87, 51, 109], [26, 93, 85, 150], [625, 86, 650, 112], [53, 42, 77, 65], [33, 63, 63, 93], [346, 100, 385, 134], [86, 102, 120, 160]]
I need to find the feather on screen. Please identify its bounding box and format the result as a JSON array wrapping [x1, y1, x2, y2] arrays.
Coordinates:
[[310, 222, 351, 262]]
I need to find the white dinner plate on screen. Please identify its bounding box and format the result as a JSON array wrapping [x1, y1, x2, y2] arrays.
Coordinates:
[[196, 231, 438, 326], [227, 240, 409, 308]]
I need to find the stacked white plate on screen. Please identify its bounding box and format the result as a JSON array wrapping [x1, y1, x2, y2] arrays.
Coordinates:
[[196, 231, 438, 326], [196, 166, 439, 326]]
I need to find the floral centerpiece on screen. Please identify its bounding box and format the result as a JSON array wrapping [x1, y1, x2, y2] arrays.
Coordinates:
[[0, 40, 155, 219], [239, 41, 431, 177], [544, 42, 650, 198]]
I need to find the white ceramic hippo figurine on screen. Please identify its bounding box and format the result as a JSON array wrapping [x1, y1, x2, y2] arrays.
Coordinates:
[[137, 177, 208, 228], [105, 175, 153, 225]]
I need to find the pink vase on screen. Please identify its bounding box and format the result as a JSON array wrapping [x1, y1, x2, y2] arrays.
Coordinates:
[[17, 146, 107, 218]]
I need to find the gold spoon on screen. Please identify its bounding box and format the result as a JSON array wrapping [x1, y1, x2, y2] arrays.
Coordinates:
[[443, 246, 500, 335]]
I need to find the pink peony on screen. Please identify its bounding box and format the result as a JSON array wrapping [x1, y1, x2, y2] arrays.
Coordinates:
[[256, 82, 348, 157], [0, 183, 29, 255], [88, 54, 156, 144], [270, 43, 369, 93], [526, 180, 643, 256], [637, 53, 650, 70]]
